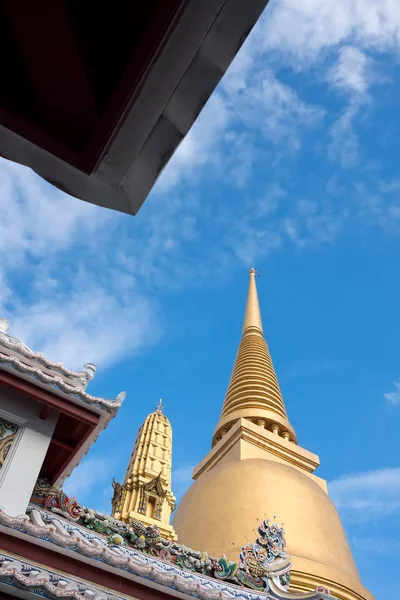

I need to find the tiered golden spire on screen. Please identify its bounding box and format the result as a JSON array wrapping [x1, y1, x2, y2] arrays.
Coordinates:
[[213, 268, 296, 445], [173, 268, 373, 600], [111, 404, 177, 540]]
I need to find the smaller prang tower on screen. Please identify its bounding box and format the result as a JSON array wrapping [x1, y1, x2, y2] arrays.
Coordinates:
[[111, 400, 177, 540]]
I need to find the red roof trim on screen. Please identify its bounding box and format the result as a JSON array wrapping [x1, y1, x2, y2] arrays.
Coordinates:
[[0, 370, 99, 426]]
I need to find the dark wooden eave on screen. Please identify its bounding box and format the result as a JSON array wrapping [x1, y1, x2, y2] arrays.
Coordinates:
[[0, 0, 269, 215]]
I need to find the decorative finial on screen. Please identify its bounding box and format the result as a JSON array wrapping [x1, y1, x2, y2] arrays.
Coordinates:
[[83, 362, 96, 381], [156, 398, 163, 413], [116, 391, 127, 404], [0, 318, 10, 334]]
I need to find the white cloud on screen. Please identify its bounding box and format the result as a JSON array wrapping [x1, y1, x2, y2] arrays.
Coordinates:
[[152, 0, 400, 200], [262, 0, 400, 61], [329, 468, 400, 519], [1, 0, 400, 378], [158, 38, 325, 192], [0, 158, 107, 261], [154, 0, 400, 206], [222, 63, 324, 153], [155, 0, 400, 191], [328, 46, 371, 95], [281, 192, 350, 248], [158, 93, 230, 191], [230, 227, 282, 266], [239, 70, 323, 148], [384, 381, 400, 405], [0, 158, 162, 372], [0, 270, 11, 307], [6, 283, 159, 371], [329, 104, 360, 168], [1, 129, 398, 377], [325, 46, 385, 168]]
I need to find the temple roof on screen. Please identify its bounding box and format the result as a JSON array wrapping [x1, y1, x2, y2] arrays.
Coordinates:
[[0, 556, 128, 600], [0, 484, 336, 600], [0, 318, 125, 485], [0, 318, 124, 414]]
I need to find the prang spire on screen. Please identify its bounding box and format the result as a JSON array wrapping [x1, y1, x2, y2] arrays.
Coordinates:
[[213, 268, 296, 446], [111, 404, 177, 541]]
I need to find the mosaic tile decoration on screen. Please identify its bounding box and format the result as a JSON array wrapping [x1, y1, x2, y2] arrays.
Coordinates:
[[0, 417, 18, 470]]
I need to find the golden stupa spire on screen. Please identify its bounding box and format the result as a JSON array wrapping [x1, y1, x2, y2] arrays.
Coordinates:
[[242, 268, 263, 333], [173, 268, 373, 600], [213, 268, 296, 446]]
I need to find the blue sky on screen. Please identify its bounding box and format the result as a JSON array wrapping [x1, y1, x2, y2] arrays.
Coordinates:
[[1, 1, 400, 598]]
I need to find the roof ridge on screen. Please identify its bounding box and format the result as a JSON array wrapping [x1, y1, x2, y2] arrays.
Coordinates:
[[0, 330, 93, 384], [0, 351, 125, 413]]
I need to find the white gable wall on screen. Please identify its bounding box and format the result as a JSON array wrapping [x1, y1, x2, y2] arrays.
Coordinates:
[[0, 386, 58, 516]]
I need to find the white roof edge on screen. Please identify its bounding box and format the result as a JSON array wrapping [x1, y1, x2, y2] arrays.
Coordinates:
[[0, 330, 93, 385], [0, 353, 125, 415]]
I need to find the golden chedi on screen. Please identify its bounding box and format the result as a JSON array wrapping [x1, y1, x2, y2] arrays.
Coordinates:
[[173, 269, 373, 600], [112, 400, 177, 540]]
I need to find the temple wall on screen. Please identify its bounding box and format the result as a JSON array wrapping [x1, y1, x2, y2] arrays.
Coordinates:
[[0, 386, 58, 516]]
